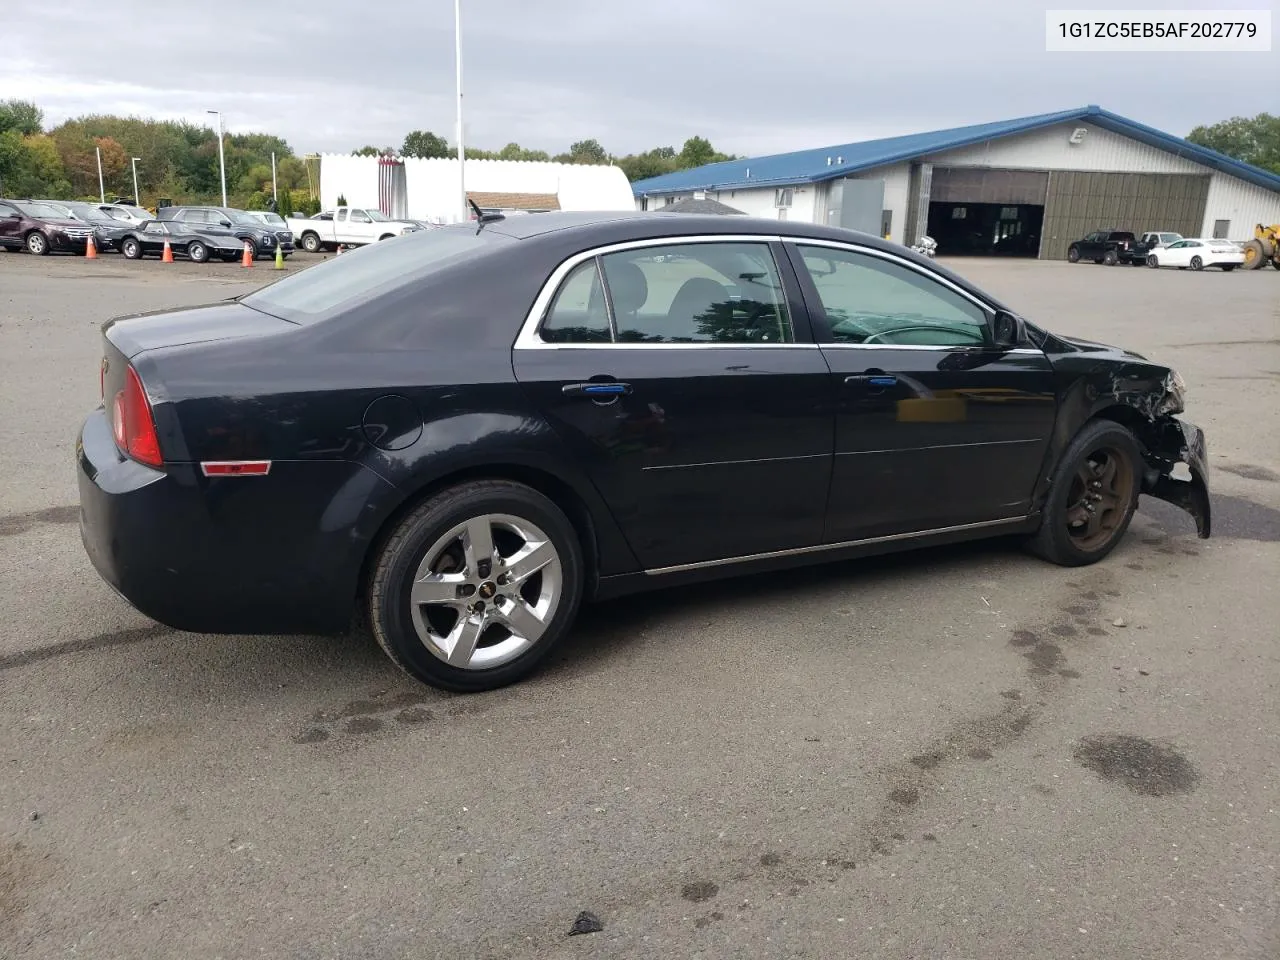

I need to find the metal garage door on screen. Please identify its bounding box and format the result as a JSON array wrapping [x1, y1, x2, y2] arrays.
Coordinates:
[[1040, 172, 1210, 261], [930, 167, 1049, 205]]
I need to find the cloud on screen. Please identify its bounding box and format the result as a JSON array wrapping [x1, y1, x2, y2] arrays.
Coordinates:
[[6, 0, 1277, 158]]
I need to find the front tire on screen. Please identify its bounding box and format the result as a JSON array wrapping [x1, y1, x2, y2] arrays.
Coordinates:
[[1147, 254, 1159, 268], [1067, 246, 1081, 263], [121, 237, 142, 260], [1190, 255, 1203, 271], [26, 232, 49, 256], [1025, 420, 1141, 567], [367, 480, 585, 692]]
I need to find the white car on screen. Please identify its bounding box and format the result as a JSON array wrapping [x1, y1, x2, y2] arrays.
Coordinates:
[[98, 203, 153, 226], [1145, 238, 1245, 272]]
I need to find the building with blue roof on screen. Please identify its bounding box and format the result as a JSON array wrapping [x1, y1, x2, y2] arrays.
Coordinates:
[[631, 106, 1280, 260]]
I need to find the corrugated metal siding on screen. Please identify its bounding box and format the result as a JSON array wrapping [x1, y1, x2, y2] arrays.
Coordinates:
[[927, 123, 1207, 175], [1202, 176, 1280, 240], [1040, 172, 1209, 260]]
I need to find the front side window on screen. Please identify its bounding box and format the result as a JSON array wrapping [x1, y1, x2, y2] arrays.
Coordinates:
[[797, 245, 989, 347], [350, 210, 373, 223], [538, 242, 794, 345]]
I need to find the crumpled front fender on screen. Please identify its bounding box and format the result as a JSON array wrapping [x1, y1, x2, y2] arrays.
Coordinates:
[[1142, 417, 1211, 538]]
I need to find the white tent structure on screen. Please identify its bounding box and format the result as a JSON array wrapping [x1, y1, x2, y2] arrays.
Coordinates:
[[318, 154, 635, 223]]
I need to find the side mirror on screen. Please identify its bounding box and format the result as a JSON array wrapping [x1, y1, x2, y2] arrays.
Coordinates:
[[992, 310, 1025, 349]]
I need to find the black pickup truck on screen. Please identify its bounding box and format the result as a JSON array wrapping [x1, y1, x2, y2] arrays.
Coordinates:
[[1067, 230, 1149, 266]]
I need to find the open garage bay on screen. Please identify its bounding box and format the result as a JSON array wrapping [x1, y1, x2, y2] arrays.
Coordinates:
[[1, 252, 1278, 959]]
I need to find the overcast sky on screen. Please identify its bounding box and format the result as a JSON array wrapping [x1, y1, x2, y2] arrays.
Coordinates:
[[7, 1, 1277, 158]]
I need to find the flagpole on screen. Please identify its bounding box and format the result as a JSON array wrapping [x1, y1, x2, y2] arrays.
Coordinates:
[[455, 0, 466, 222]]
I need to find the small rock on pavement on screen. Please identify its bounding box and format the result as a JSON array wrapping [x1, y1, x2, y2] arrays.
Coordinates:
[[29, 811, 39, 821], [568, 911, 603, 936], [1112, 618, 1128, 628]]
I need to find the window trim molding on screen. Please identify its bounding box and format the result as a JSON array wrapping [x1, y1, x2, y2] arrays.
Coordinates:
[[515, 233, 802, 350]]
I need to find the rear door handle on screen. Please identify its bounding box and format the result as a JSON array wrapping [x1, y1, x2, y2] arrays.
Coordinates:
[[562, 381, 632, 398]]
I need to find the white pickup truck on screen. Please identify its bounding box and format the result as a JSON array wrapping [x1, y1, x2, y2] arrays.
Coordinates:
[[289, 206, 419, 252]]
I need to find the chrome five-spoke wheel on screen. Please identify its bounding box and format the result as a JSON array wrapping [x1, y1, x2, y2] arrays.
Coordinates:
[[367, 479, 584, 692], [410, 514, 563, 669]]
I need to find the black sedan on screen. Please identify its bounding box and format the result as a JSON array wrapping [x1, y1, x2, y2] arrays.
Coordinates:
[[119, 220, 245, 263], [77, 212, 1211, 692]]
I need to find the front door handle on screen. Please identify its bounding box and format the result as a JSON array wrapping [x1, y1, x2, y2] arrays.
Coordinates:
[[562, 381, 632, 398]]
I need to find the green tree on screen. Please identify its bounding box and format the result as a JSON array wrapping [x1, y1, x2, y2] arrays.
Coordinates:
[[0, 99, 43, 136], [352, 145, 389, 157], [1187, 113, 1280, 174], [402, 130, 451, 158], [558, 138, 609, 165]]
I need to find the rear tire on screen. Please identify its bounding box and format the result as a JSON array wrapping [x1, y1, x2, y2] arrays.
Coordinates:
[[1025, 419, 1142, 567], [367, 480, 585, 693], [121, 237, 142, 260], [1221, 264, 1236, 272], [187, 240, 209, 263], [1241, 239, 1266, 269], [1103, 249, 1118, 266], [300, 232, 321, 253], [1190, 255, 1203, 271], [1146, 254, 1159, 268]]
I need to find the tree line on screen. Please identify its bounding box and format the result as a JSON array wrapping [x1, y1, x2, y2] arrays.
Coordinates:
[[3, 97, 1276, 213]]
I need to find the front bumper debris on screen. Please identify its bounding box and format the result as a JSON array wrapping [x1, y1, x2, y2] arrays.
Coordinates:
[[1142, 417, 1211, 538]]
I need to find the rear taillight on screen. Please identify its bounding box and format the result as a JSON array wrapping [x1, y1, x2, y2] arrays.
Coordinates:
[[111, 365, 163, 467]]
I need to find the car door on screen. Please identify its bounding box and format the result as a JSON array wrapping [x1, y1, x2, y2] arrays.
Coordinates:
[[784, 241, 1058, 542], [347, 209, 376, 242], [1162, 240, 1191, 267], [137, 220, 166, 254], [512, 236, 835, 571], [0, 202, 22, 247]]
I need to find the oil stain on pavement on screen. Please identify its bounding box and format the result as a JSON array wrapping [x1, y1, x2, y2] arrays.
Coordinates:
[[1073, 734, 1200, 796]]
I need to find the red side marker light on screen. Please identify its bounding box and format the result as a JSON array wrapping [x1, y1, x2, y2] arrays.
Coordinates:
[[200, 461, 272, 477]]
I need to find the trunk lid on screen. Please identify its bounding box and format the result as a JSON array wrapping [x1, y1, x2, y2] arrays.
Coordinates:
[[103, 301, 296, 359]]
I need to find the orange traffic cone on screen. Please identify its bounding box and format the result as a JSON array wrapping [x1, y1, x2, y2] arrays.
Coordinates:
[[162, 239, 174, 263], [241, 241, 254, 268], [85, 235, 98, 259]]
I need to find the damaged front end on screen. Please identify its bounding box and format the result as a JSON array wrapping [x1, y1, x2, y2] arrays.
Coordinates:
[[1135, 371, 1211, 538]]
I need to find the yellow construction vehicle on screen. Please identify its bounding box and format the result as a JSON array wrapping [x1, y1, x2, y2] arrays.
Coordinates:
[[1241, 223, 1280, 270]]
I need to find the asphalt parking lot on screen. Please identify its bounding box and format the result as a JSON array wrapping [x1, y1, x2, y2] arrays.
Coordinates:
[[2, 249, 1278, 960]]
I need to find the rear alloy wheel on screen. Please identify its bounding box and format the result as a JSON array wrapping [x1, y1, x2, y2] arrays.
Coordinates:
[[1190, 255, 1203, 271], [26, 232, 49, 256], [1103, 249, 1118, 265], [1146, 254, 1159, 268], [367, 480, 584, 692], [121, 238, 142, 260], [1025, 419, 1141, 566], [187, 240, 209, 263]]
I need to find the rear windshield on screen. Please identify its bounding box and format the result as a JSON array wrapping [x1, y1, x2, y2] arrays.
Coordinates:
[[240, 226, 507, 325], [1109, 232, 1136, 240]]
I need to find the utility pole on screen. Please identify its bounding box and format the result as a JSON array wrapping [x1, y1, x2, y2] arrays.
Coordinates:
[[455, 0, 467, 222], [96, 146, 105, 203], [131, 157, 141, 206], [271, 151, 278, 206]]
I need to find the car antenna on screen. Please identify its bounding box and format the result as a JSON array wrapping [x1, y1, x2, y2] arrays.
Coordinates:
[[468, 198, 504, 231]]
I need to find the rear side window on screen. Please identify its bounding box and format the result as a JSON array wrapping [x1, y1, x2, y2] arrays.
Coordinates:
[[241, 227, 505, 325], [541, 261, 611, 343], [537, 241, 794, 345]]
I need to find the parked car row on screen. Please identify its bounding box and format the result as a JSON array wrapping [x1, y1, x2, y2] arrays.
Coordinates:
[[0, 198, 301, 262], [1067, 228, 1246, 272]]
